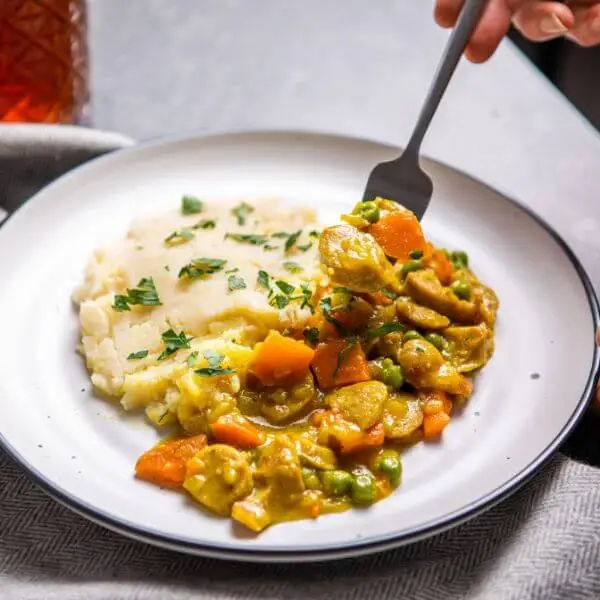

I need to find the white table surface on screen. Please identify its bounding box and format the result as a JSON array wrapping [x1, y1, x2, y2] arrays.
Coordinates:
[[86, 0, 598, 289]]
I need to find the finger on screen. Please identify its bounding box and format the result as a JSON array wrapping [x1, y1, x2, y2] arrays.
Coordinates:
[[435, 0, 464, 28], [464, 0, 514, 63], [567, 3, 600, 47], [595, 328, 600, 346], [513, 2, 574, 41]]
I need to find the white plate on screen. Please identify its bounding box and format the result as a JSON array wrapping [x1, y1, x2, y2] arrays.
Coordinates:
[[0, 131, 597, 562]]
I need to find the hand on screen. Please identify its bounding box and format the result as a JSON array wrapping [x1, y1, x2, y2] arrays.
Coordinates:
[[435, 0, 600, 62]]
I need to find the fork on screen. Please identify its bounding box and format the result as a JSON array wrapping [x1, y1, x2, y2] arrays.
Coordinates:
[[362, 0, 488, 220]]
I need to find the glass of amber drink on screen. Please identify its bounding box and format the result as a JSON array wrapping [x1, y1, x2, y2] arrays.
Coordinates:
[[0, 0, 89, 124]]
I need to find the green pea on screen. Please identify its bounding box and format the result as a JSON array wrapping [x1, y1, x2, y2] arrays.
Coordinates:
[[403, 330, 422, 343], [408, 249, 424, 260], [401, 259, 424, 277], [321, 470, 352, 496], [381, 358, 404, 389], [378, 451, 402, 488], [302, 467, 322, 490], [352, 201, 380, 224], [425, 332, 447, 351], [351, 473, 377, 505], [451, 250, 469, 269], [450, 279, 472, 301]]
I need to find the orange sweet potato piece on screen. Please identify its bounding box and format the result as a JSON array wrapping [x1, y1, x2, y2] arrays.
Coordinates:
[[250, 331, 315, 386], [427, 248, 454, 285], [311, 339, 371, 390], [135, 435, 207, 488], [423, 412, 451, 439], [210, 415, 263, 449], [369, 213, 429, 261]]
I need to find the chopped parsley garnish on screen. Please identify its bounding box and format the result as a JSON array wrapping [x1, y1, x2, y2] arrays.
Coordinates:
[[297, 282, 315, 313], [185, 351, 199, 367], [333, 337, 359, 377], [164, 265, 170, 272], [284, 230, 302, 253], [181, 195, 203, 215], [192, 219, 216, 230], [157, 329, 193, 361], [164, 228, 194, 246], [381, 288, 398, 301], [269, 294, 290, 309], [232, 202, 254, 226], [263, 244, 279, 251], [319, 296, 348, 336], [178, 258, 227, 280], [275, 280, 295, 295], [225, 233, 268, 246], [297, 243, 313, 252], [225, 267, 239, 274], [303, 327, 320, 346], [112, 277, 162, 311], [367, 322, 406, 338], [332, 287, 352, 294], [271, 232, 291, 239], [283, 261, 303, 274], [127, 350, 149, 360], [257, 270, 270, 290], [309, 230, 320, 238], [228, 274, 247, 292], [195, 350, 236, 377], [409, 250, 424, 260]]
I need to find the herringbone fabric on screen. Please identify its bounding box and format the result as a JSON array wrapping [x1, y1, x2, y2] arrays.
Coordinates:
[[1, 451, 600, 599], [1, 127, 600, 599]]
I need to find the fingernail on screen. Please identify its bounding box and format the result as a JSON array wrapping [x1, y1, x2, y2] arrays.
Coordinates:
[[540, 13, 568, 36], [591, 16, 600, 34]]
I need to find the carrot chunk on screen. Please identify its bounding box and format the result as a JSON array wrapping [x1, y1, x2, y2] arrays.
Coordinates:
[[250, 331, 315, 386], [311, 339, 370, 390], [369, 213, 429, 261], [210, 415, 263, 449], [423, 412, 451, 439], [135, 435, 207, 488]]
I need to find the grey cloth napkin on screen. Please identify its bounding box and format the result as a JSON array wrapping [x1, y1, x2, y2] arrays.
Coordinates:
[[1, 125, 600, 600]]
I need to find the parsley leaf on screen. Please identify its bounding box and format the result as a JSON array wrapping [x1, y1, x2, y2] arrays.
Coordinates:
[[194, 350, 236, 377], [178, 258, 227, 280], [381, 288, 398, 301], [127, 350, 149, 360], [185, 351, 199, 367], [269, 294, 290, 309], [232, 202, 254, 226], [275, 280, 295, 295], [225, 233, 268, 245], [112, 277, 162, 311], [228, 274, 247, 292], [257, 270, 270, 290], [271, 232, 292, 239], [192, 219, 216, 230], [284, 230, 302, 253], [263, 244, 279, 251], [303, 327, 320, 346], [112, 295, 131, 312], [225, 267, 240, 274], [182, 195, 204, 215], [283, 261, 303, 274], [367, 322, 406, 338], [157, 329, 193, 361], [333, 337, 359, 378], [308, 230, 320, 238], [164, 228, 195, 246], [319, 296, 348, 337], [297, 243, 313, 252]]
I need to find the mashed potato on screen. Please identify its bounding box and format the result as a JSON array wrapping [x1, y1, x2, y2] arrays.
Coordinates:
[[74, 197, 327, 422]]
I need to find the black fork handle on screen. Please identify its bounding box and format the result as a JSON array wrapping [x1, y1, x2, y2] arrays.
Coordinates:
[[404, 0, 488, 159]]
